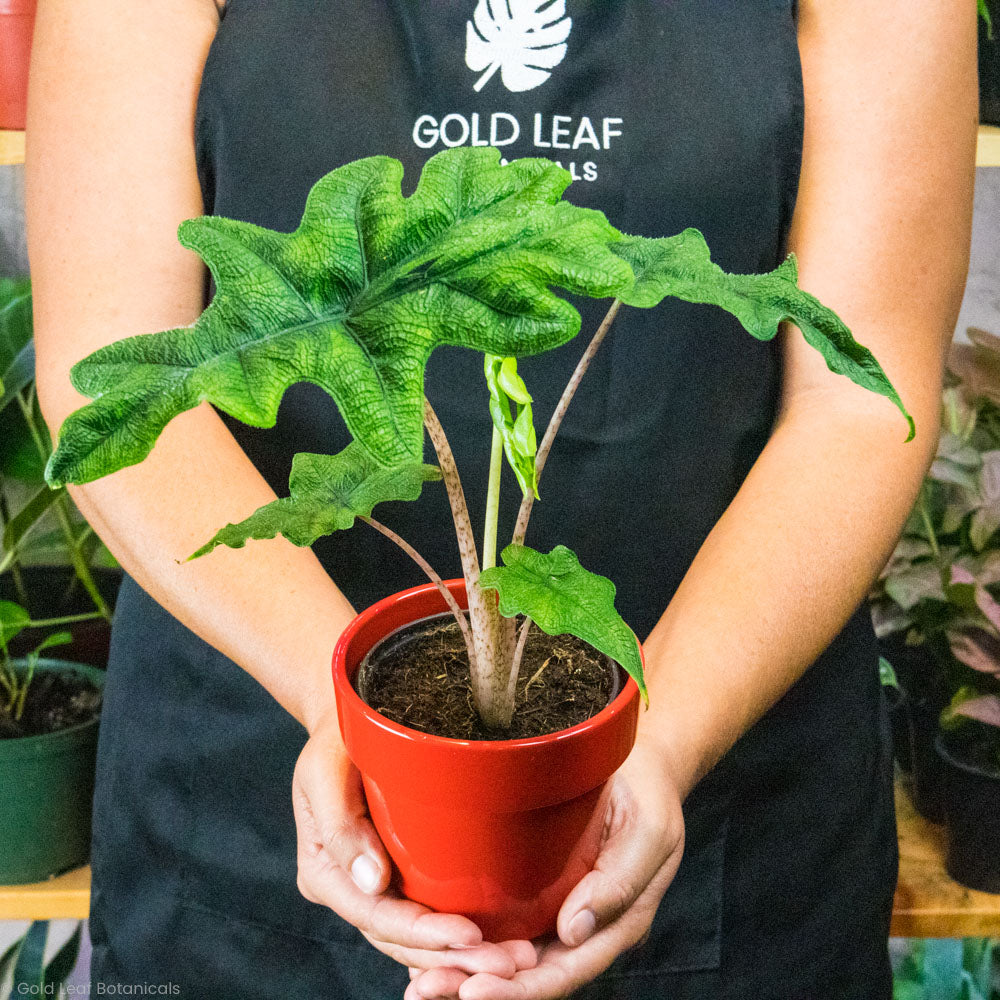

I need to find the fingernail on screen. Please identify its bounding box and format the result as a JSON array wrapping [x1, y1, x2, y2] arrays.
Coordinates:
[[350, 854, 380, 894], [568, 908, 596, 946], [449, 942, 479, 950]]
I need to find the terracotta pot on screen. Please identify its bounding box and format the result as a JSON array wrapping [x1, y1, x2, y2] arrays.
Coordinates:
[[0, 0, 36, 131], [332, 579, 641, 942]]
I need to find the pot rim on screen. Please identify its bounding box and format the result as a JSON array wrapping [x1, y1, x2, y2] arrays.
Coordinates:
[[333, 579, 640, 752], [0, 658, 104, 751], [934, 730, 1000, 782]]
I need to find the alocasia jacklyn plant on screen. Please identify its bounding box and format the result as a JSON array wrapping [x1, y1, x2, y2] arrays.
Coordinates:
[[45, 148, 911, 730]]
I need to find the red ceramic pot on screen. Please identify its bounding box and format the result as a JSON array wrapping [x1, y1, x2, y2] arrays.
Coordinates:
[[0, 0, 36, 130], [332, 579, 641, 942]]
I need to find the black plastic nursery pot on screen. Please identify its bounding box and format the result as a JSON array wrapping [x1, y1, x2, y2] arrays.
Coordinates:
[[907, 696, 949, 823], [0, 659, 103, 884], [937, 731, 1000, 894], [883, 683, 912, 775]]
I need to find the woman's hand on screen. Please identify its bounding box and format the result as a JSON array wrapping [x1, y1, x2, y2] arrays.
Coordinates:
[[404, 738, 685, 1000], [293, 708, 538, 979]]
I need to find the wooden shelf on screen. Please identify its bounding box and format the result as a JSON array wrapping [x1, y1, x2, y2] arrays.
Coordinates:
[[0, 130, 25, 166], [0, 865, 90, 921], [978, 125, 1000, 168], [892, 780, 1000, 937]]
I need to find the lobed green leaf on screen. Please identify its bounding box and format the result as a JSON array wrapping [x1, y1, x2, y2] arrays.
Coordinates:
[[610, 229, 915, 440], [47, 149, 632, 487], [190, 442, 441, 558], [479, 543, 646, 702]]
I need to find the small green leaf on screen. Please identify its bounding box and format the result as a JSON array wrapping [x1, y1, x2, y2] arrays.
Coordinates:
[[970, 505, 1000, 551], [44, 922, 82, 991], [47, 148, 632, 488], [484, 354, 539, 496], [0, 340, 35, 414], [884, 564, 947, 609], [34, 631, 73, 656], [479, 543, 646, 703], [2, 483, 64, 553], [191, 442, 441, 558], [11, 921, 47, 996], [610, 229, 914, 440], [0, 600, 30, 647], [980, 0, 994, 39], [878, 657, 899, 689]]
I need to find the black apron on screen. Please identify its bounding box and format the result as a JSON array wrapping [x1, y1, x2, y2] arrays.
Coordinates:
[[89, 3, 898, 997]]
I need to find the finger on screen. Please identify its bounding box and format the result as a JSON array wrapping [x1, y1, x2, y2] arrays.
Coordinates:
[[411, 966, 470, 998], [362, 936, 517, 978], [292, 736, 390, 895], [460, 882, 666, 1000], [556, 810, 680, 948], [410, 947, 539, 1000], [297, 852, 484, 951]]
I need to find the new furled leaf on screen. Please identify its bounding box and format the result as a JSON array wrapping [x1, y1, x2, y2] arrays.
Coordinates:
[[611, 229, 914, 440], [190, 442, 441, 558], [485, 354, 538, 496], [479, 543, 646, 701], [47, 148, 632, 487]]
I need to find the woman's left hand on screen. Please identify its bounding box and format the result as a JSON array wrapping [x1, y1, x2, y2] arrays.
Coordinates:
[[403, 738, 686, 1000]]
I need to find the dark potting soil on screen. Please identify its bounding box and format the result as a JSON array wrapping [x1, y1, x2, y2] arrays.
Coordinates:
[[356, 614, 618, 740], [0, 669, 102, 739]]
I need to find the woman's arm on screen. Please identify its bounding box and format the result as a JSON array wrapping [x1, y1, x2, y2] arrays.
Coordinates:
[[416, 2, 977, 997], [27, 0, 527, 978], [640, 0, 977, 802]]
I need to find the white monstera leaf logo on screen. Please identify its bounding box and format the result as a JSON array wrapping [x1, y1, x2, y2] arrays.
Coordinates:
[[466, 0, 572, 93]]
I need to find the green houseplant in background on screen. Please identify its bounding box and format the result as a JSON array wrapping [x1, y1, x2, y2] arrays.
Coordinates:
[[0, 277, 108, 884], [0, 920, 82, 999], [893, 938, 998, 1000], [43, 147, 912, 936], [873, 329, 1000, 891]]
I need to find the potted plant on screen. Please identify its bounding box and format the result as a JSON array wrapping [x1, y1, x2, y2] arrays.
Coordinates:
[[0, 276, 117, 667], [43, 147, 911, 939], [0, 277, 109, 885], [0, 597, 104, 884], [0, 0, 36, 131], [936, 634, 1000, 893], [872, 331, 1000, 822]]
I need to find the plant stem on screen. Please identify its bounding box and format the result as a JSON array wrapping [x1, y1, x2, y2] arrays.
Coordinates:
[[513, 299, 622, 545], [16, 392, 111, 621], [505, 616, 534, 708], [27, 611, 105, 629], [423, 397, 516, 726], [482, 425, 504, 571], [360, 515, 476, 663], [919, 486, 942, 565]]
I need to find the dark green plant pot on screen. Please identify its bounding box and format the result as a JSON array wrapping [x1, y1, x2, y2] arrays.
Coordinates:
[[0, 659, 103, 885]]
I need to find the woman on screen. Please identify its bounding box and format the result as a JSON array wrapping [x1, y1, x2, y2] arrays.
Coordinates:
[[26, 2, 975, 998]]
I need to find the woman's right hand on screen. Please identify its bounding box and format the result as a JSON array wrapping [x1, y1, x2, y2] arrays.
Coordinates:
[[292, 708, 537, 979]]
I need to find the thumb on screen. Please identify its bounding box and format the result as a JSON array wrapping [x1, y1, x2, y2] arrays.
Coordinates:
[[292, 721, 391, 897], [555, 796, 683, 948]]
